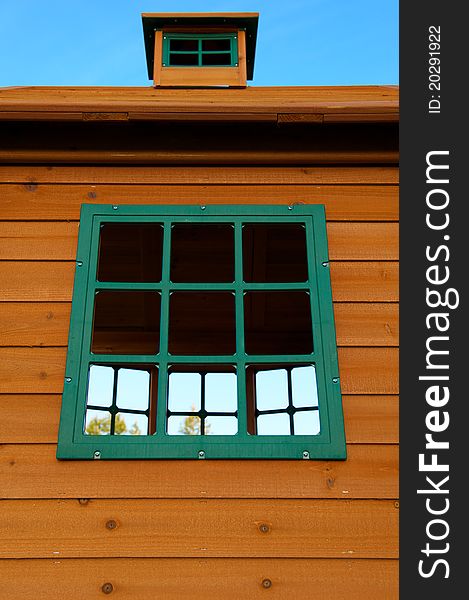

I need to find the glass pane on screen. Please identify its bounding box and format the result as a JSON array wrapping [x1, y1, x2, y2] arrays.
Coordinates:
[[257, 413, 291, 436], [291, 365, 318, 408], [84, 409, 111, 435], [169, 292, 236, 355], [87, 365, 114, 407], [116, 368, 150, 411], [293, 410, 320, 435], [170, 224, 234, 282], [170, 39, 198, 51], [97, 223, 163, 282], [169, 53, 199, 66], [205, 372, 237, 412], [202, 39, 231, 51], [202, 53, 231, 66], [244, 291, 313, 355], [243, 223, 308, 282], [115, 413, 148, 436], [168, 372, 201, 412], [92, 291, 160, 355], [255, 369, 288, 411], [205, 416, 238, 435], [167, 415, 201, 435]]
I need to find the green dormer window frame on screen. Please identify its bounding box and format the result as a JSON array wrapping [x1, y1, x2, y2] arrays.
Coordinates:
[[162, 33, 239, 67], [57, 204, 346, 461]]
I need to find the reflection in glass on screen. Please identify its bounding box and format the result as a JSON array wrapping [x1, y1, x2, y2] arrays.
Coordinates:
[[88, 365, 114, 407], [255, 369, 288, 411], [249, 364, 320, 436], [84, 365, 153, 436], [293, 411, 320, 435], [168, 372, 201, 412], [205, 416, 238, 435], [167, 415, 202, 436], [257, 413, 290, 436], [291, 365, 318, 407], [116, 369, 150, 411], [205, 373, 237, 412], [166, 367, 238, 436]]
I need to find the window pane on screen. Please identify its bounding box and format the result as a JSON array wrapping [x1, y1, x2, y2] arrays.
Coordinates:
[[205, 372, 237, 412], [84, 409, 111, 435], [116, 368, 150, 411], [169, 292, 236, 355], [92, 291, 160, 355], [257, 413, 291, 436], [167, 415, 201, 435], [87, 365, 114, 407], [171, 224, 234, 282], [244, 291, 313, 355], [170, 39, 198, 51], [115, 413, 148, 436], [255, 369, 288, 411], [243, 223, 308, 282], [169, 53, 199, 66], [201, 53, 232, 66], [291, 365, 318, 408], [168, 372, 201, 412], [205, 416, 238, 435], [202, 39, 231, 51], [293, 411, 320, 435], [97, 223, 163, 282]]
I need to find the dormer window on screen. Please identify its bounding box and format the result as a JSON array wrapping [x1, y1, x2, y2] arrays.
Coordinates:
[[163, 34, 238, 68], [142, 13, 259, 88]]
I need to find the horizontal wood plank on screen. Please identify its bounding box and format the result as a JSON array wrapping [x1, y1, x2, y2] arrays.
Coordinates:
[[0, 222, 398, 260], [0, 184, 399, 222], [0, 394, 398, 445], [0, 347, 398, 394], [0, 443, 398, 498], [0, 165, 399, 184], [0, 261, 398, 302], [0, 302, 398, 348], [0, 499, 398, 559], [0, 558, 398, 600], [0, 149, 398, 165]]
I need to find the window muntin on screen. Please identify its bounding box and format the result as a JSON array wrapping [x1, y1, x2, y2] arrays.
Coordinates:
[[162, 33, 238, 68], [57, 205, 345, 460]]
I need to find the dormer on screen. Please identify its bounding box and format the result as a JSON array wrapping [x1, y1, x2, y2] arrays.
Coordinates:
[[142, 12, 259, 88]]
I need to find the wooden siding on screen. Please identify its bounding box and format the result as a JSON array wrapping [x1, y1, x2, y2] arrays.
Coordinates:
[[0, 161, 398, 597]]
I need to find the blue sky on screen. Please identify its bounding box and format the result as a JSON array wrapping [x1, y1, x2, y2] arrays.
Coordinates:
[[0, 0, 397, 87]]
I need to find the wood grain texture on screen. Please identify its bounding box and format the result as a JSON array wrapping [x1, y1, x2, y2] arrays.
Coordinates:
[[0, 184, 398, 221], [0, 347, 398, 394], [0, 84, 399, 117], [0, 261, 398, 302], [0, 443, 398, 499], [0, 221, 398, 260], [0, 165, 399, 184], [0, 558, 399, 600], [0, 302, 398, 348], [0, 148, 398, 165], [334, 303, 398, 346], [0, 394, 398, 445], [0, 499, 398, 559]]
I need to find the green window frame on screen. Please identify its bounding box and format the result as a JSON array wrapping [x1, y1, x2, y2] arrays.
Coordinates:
[[162, 33, 239, 67], [57, 205, 346, 460]]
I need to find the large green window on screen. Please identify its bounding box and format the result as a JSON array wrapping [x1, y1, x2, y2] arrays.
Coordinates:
[[57, 205, 346, 460], [162, 33, 238, 67]]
